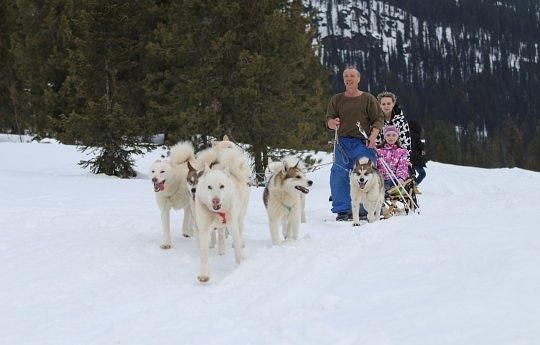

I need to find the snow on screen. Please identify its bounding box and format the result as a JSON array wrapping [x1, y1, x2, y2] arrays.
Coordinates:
[[1, 138, 540, 345]]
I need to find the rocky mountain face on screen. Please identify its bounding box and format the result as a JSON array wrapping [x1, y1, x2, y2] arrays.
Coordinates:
[[307, 0, 540, 169]]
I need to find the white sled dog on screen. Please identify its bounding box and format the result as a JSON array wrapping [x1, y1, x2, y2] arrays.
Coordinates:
[[194, 135, 251, 283], [349, 157, 384, 226], [263, 157, 312, 245], [265, 157, 309, 223], [150, 141, 196, 249], [195, 164, 245, 283], [196, 135, 251, 245]]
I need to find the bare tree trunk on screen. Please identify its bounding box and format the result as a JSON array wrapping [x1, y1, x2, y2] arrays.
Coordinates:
[[105, 59, 112, 114], [7, 72, 22, 140], [252, 137, 266, 182]]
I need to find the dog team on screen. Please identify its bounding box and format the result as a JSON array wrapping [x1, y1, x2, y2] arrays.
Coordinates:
[[149, 135, 381, 283]]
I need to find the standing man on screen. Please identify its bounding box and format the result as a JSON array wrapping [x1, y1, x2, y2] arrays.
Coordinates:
[[326, 67, 384, 221]]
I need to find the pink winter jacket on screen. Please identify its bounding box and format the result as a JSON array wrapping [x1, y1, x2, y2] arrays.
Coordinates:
[[376, 143, 409, 181]]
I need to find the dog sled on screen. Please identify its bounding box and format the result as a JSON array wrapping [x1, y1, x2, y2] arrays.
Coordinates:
[[327, 125, 420, 221], [380, 164, 420, 219]]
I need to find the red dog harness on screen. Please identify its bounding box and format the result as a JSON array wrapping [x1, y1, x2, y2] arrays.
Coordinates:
[[216, 212, 227, 224]]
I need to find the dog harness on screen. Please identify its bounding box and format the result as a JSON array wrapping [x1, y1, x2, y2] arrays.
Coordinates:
[[281, 203, 293, 214], [215, 211, 227, 224]]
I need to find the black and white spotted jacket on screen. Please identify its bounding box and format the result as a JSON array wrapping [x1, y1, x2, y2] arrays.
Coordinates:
[[376, 107, 411, 158]]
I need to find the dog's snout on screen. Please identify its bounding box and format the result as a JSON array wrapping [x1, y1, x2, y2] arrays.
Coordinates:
[[359, 178, 364, 182], [307, 180, 313, 186], [152, 177, 157, 183], [191, 187, 196, 194], [212, 197, 220, 205]]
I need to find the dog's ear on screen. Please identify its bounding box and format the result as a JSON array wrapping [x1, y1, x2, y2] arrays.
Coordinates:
[[187, 161, 196, 172], [282, 159, 289, 173], [293, 159, 301, 169], [204, 162, 211, 173], [353, 159, 360, 171], [223, 134, 229, 141], [267, 157, 273, 165]]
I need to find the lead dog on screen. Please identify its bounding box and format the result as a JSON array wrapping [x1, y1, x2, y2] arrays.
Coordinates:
[[196, 135, 250, 246], [195, 164, 244, 283], [349, 157, 384, 226], [265, 157, 309, 223], [194, 136, 251, 283], [263, 157, 312, 245], [150, 141, 196, 249]]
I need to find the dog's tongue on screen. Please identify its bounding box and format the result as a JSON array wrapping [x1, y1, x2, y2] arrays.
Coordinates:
[[154, 181, 165, 192], [358, 181, 366, 189], [295, 186, 310, 194]]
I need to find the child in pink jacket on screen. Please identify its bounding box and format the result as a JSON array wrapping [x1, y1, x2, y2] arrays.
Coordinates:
[[376, 125, 409, 189]]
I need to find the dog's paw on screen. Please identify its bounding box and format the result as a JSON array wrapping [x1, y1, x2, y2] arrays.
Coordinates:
[[352, 222, 361, 227], [160, 244, 172, 250], [198, 276, 210, 283]]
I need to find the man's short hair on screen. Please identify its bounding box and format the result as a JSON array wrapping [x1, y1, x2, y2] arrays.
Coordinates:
[[343, 67, 361, 78]]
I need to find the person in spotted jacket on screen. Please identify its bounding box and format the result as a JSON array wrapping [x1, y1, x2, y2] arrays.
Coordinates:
[[376, 92, 411, 157], [376, 125, 409, 189]]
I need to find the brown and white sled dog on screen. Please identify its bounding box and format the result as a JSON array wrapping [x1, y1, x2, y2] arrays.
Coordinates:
[[263, 157, 312, 245], [349, 157, 384, 226], [150, 141, 196, 249], [195, 164, 244, 283], [265, 157, 309, 223]]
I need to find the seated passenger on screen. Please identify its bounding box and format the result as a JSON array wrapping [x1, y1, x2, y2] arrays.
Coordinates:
[[376, 125, 409, 190]]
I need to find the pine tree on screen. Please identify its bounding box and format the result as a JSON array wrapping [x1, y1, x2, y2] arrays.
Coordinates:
[[426, 120, 460, 164], [222, 0, 329, 176], [525, 120, 540, 171], [10, 0, 75, 136], [143, 0, 224, 148], [0, 0, 27, 134], [144, 0, 330, 177], [60, 1, 155, 177]]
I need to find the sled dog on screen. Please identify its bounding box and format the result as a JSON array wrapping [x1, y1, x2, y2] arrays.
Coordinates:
[[349, 157, 384, 226], [265, 157, 309, 223], [197, 135, 251, 184], [195, 164, 244, 283], [150, 141, 196, 249], [196, 135, 250, 245], [263, 157, 312, 245]]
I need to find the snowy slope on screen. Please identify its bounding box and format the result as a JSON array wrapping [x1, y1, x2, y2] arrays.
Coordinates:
[[1, 140, 539, 345]]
